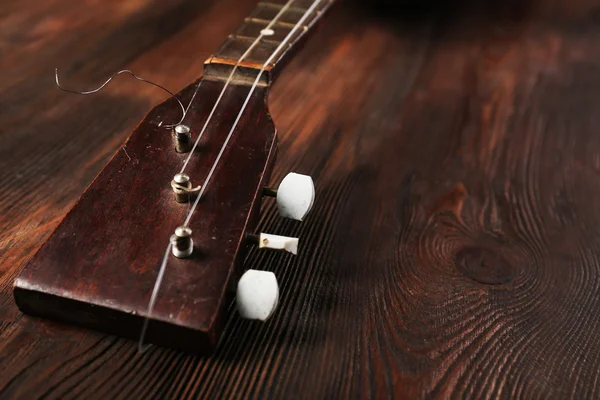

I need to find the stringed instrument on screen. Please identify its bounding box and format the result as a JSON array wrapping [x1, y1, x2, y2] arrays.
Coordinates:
[[9, 0, 600, 396], [14, 0, 334, 354]]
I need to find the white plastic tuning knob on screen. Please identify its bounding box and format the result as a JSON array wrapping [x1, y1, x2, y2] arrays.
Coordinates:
[[257, 233, 298, 255], [236, 270, 279, 321], [277, 173, 315, 221]]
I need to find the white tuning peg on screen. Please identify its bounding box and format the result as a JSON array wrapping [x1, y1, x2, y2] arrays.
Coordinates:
[[264, 173, 315, 221], [248, 233, 299, 255], [236, 270, 279, 321]]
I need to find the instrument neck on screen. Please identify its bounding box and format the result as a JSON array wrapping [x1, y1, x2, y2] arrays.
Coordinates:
[[204, 0, 335, 86]]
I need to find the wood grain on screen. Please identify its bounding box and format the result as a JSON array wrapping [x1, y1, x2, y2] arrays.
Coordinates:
[[14, 76, 278, 354], [3, 0, 600, 398]]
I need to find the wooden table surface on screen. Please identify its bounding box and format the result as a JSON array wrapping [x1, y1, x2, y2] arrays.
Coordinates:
[[2, 0, 600, 398]]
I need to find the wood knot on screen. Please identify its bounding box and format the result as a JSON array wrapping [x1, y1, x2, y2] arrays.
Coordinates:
[[432, 183, 467, 221], [454, 247, 515, 285]]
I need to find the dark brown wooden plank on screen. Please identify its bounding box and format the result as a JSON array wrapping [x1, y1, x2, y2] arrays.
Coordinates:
[[3, 0, 600, 398]]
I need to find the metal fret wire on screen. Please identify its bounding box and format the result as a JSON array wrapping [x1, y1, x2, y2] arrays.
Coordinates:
[[179, 0, 295, 173], [138, 0, 326, 351]]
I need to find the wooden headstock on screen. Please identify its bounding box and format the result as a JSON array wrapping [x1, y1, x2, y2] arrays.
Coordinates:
[[14, 73, 315, 354], [14, 0, 332, 355]]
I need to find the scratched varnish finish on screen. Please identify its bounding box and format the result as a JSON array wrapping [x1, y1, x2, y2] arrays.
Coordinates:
[[2, 0, 600, 398]]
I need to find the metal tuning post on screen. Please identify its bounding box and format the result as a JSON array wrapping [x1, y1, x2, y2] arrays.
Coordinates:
[[172, 124, 192, 153], [171, 173, 201, 203], [263, 173, 315, 221], [170, 226, 194, 258], [236, 270, 279, 321]]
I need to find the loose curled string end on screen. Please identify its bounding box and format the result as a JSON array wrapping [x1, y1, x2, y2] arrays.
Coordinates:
[[54, 68, 186, 128]]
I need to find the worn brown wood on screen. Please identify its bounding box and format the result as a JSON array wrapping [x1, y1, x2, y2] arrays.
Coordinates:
[[3, 0, 600, 398], [13, 76, 278, 354], [12, 0, 335, 355]]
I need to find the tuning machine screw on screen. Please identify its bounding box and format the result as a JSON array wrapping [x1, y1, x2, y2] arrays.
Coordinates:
[[263, 173, 315, 221]]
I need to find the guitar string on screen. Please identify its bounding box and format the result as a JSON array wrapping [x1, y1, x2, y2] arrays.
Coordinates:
[[54, 69, 186, 129], [181, 0, 326, 227], [137, 0, 307, 352], [53, 0, 294, 137], [138, 243, 172, 352], [138, 0, 326, 352], [178, 0, 297, 173]]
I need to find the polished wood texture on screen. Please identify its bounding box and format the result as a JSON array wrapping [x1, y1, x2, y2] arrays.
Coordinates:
[[12, 0, 335, 355], [2, 0, 600, 397], [14, 77, 278, 354]]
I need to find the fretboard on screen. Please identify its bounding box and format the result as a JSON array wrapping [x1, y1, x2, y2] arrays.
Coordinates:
[[204, 0, 335, 86]]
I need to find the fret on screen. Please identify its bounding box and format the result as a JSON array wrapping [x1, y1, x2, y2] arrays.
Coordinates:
[[244, 16, 300, 29], [260, 2, 308, 14], [206, 0, 335, 85], [228, 34, 283, 47], [235, 19, 298, 43], [249, 6, 309, 28], [252, 0, 331, 24], [264, 0, 324, 8], [216, 36, 284, 66]]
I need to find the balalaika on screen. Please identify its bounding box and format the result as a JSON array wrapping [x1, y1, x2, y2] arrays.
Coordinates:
[[14, 0, 335, 354]]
